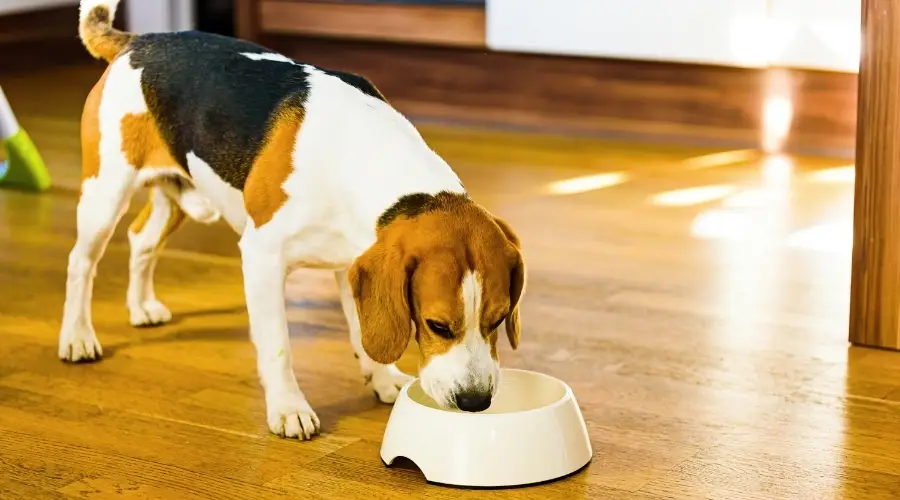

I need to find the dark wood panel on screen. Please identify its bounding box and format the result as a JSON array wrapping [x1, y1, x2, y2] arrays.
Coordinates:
[[0, 4, 123, 74], [0, 39, 95, 74], [259, 0, 485, 48], [787, 68, 859, 157], [0, 5, 77, 45], [235, 0, 262, 41], [259, 35, 857, 157]]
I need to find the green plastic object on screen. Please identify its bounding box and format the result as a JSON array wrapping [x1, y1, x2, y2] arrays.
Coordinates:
[[0, 84, 51, 192], [0, 128, 51, 192]]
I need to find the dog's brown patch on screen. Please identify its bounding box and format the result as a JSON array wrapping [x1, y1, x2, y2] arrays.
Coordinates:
[[243, 106, 305, 228], [129, 190, 187, 245], [492, 216, 525, 349], [80, 65, 113, 185], [489, 330, 499, 360], [348, 219, 421, 364], [119, 113, 181, 170], [129, 199, 153, 234]]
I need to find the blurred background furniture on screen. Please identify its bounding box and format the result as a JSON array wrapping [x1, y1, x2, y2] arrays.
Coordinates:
[[0, 0, 76, 16], [0, 0, 236, 70], [0, 1, 79, 44], [0, 0, 85, 70], [234, 0, 860, 158], [0, 0, 863, 157]]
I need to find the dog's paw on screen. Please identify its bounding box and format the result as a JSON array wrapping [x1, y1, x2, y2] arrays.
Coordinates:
[[58, 327, 103, 362], [369, 365, 415, 404], [266, 392, 321, 440], [129, 299, 172, 327]]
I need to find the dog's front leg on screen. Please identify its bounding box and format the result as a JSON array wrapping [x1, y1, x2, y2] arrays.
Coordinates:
[[239, 232, 320, 440]]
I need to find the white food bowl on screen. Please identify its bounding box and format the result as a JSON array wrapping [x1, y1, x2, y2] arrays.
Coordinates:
[[380, 368, 592, 488]]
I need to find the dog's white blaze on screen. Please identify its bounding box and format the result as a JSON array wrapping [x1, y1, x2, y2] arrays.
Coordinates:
[[461, 272, 499, 395], [419, 271, 499, 407]]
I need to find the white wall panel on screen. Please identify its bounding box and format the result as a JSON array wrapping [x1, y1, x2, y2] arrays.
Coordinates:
[[125, 0, 195, 34], [486, 0, 861, 72], [768, 0, 860, 72], [486, 0, 771, 67]]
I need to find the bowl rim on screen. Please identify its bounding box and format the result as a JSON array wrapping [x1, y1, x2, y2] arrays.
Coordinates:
[[402, 368, 574, 417]]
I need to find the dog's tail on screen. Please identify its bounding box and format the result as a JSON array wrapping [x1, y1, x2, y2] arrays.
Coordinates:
[[79, 0, 134, 63]]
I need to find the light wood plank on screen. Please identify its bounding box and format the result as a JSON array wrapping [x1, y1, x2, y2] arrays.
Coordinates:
[[1, 63, 898, 499]]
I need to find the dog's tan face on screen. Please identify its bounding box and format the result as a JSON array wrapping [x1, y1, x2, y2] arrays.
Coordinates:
[[348, 198, 525, 412]]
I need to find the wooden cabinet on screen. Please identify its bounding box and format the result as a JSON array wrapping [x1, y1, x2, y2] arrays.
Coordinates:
[[0, 1, 79, 44]]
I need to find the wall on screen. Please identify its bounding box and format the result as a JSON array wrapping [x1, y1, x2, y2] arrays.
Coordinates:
[[124, 0, 194, 34], [768, 0, 860, 72], [486, 0, 861, 72]]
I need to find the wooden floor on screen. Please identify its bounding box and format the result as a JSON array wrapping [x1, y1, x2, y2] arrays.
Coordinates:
[[1, 65, 900, 500]]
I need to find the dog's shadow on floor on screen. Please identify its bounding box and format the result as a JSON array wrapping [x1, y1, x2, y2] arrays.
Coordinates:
[[99, 304, 343, 360], [98, 305, 248, 359], [151, 304, 248, 327]]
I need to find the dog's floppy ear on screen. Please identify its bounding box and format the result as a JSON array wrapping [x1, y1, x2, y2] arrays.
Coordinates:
[[348, 241, 417, 364], [493, 216, 526, 349]]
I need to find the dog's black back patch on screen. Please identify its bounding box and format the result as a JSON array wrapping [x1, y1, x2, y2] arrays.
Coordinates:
[[127, 31, 385, 190], [318, 68, 386, 102]]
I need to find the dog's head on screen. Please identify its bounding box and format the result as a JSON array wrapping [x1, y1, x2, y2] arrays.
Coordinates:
[[348, 192, 525, 412]]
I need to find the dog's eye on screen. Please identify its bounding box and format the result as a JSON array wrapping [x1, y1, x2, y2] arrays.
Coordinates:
[[426, 320, 454, 339], [489, 318, 505, 331]]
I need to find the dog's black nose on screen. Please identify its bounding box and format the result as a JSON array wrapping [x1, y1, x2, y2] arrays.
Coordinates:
[[455, 391, 492, 412]]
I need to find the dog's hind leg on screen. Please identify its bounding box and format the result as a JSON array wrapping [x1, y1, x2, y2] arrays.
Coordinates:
[[59, 155, 138, 362], [126, 177, 220, 327], [126, 182, 185, 327], [59, 58, 144, 362], [60, 53, 171, 361]]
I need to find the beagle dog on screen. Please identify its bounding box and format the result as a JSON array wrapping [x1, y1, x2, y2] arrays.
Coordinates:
[[60, 0, 526, 440]]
